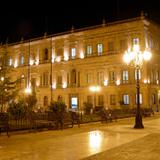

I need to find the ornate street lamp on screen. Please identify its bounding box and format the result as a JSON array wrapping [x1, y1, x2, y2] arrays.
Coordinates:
[[89, 86, 101, 110], [123, 44, 152, 128]]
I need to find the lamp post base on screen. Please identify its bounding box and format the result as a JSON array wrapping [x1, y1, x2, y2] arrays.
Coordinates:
[[134, 113, 144, 129]]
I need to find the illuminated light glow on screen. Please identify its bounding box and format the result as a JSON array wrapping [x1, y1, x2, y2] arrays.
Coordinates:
[[64, 55, 69, 61], [25, 87, 32, 94], [62, 82, 67, 88], [144, 79, 147, 84], [123, 52, 131, 64], [129, 51, 136, 61], [123, 44, 152, 67], [52, 55, 55, 63], [14, 60, 18, 68], [133, 44, 140, 52], [148, 79, 150, 84], [80, 52, 84, 59], [89, 86, 101, 92], [21, 74, 24, 78], [116, 79, 120, 86], [35, 59, 39, 65], [89, 130, 102, 150], [5, 89, 7, 92], [104, 80, 108, 86], [36, 81, 40, 87], [1, 77, 4, 81], [143, 50, 152, 61], [56, 56, 61, 62], [52, 83, 56, 89], [157, 80, 159, 84], [30, 59, 34, 66], [64, 51, 69, 61]]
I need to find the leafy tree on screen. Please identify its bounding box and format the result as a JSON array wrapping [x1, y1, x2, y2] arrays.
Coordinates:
[[0, 45, 19, 112], [8, 98, 27, 120]]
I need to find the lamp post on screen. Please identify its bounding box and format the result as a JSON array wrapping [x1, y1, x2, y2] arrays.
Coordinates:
[[123, 43, 152, 129], [89, 86, 101, 111]]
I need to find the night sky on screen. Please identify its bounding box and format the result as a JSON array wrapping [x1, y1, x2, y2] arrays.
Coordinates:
[[0, 0, 160, 44]]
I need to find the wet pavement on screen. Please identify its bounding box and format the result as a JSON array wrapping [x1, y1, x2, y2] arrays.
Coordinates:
[[0, 115, 160, 160]]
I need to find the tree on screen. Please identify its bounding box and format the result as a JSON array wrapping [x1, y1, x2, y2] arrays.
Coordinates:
[[0, 45, 19, 112]]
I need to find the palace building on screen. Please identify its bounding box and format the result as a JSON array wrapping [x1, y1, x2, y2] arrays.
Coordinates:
[[1, 15, 160, 112]]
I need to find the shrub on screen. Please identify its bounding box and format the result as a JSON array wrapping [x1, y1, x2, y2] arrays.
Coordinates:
[[83, 102, 93, 115], [49, 101, 67, 113]]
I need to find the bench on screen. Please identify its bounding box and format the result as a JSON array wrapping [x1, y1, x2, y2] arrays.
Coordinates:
[[59, 111, 80, 129], [142, 108, 154, 117], [0, 113, 9, 137], [30, 112, 57, 131], [100, 109, 117, 123]]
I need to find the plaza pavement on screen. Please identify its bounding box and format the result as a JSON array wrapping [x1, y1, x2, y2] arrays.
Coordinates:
[[0, 114, 160, 160]]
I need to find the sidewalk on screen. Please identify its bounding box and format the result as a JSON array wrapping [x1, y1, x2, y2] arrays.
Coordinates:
[[0, 115, 160, 160]]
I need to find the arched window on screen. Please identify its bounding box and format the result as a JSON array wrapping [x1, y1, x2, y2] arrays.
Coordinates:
[[44, 48, 49, 61], [44, 96, 48, 106]]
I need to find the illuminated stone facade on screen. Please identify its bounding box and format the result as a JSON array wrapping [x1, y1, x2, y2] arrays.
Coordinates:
[[1, 16, 160, 111]]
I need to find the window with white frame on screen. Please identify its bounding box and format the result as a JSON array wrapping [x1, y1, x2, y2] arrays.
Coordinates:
[[71, 48, 76, 59], [8, 57, 12, 66], [122, 70, 129, 83], [86, 45, 92, 55], [135, 69, 141, 80], [97, 43, 103, 55], [20, 54, 24, 65], [136, 93, 142, 104], [97, 72, 104, 85], [123, 94, 129, 105]]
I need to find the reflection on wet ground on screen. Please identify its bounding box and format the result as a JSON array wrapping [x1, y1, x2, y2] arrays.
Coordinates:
[[0, 116, 160, 160]]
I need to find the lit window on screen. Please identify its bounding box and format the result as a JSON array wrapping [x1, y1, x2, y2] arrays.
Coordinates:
[[71, 48, 76, 59], [97, 43, 103, 55], [20, 54, 24, 65], [8, 57, 12, 66], [136, 94, 143, 104], [135, 69, 141, 80], [122, 70, 129, 83], [87, 45, 92, 55], [123, 94, 129, 105]]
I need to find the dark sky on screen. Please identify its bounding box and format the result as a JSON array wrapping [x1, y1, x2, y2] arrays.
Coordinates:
[[0, 0, 160, 44]]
